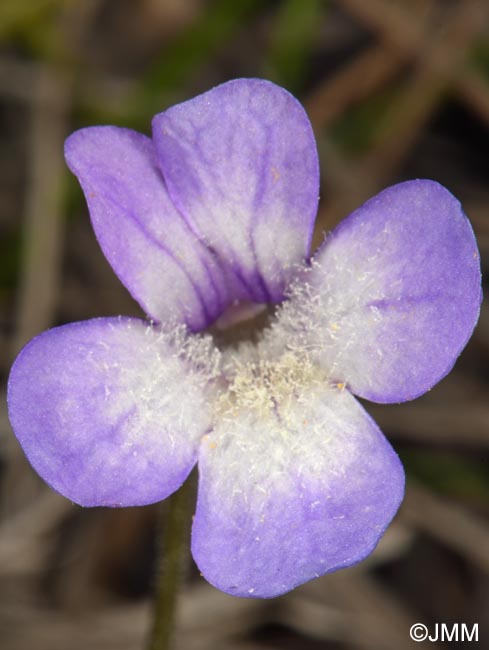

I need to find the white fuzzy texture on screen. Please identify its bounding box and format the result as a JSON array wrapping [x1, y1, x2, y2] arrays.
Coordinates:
[[197, 326, 373, 521], [89, 322, 218, 446], [8, 316, 228, 506], [65, 321, 220, 482], [192, 298, 404, 597], [202, 348, 383, 521], [261, 256, 382, 392]]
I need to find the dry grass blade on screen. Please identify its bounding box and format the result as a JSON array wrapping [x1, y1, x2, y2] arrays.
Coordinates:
[[0, 583, 264, 650], [340, 0, 489, 125], [304, 0, 440, 133], [369, 399, 489, 450], [0, 490, 71, 574], [2, 66, 70, 517], [402, 482, 489, 573], [323, 0, 488, 222], [12, 66, 69, 354], [304, 42, 405, 132], [360, 0, 486, 176], [290, 569, 444, 650], [457, 69, 489, 126]]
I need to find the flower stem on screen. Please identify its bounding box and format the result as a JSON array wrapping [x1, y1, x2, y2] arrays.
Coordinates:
[[146, 476, 194, 650]]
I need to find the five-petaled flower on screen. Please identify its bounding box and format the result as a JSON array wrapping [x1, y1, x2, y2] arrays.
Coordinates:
[[8, 79, 481, 598]]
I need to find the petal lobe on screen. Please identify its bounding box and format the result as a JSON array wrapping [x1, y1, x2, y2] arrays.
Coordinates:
[[8, 318, 213, 506], [152, 78, 319, 305], [192, 375, 404, 597]]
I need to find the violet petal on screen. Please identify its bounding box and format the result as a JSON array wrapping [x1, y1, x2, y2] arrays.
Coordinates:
[[65, 127, 229, 330], [152, 78, 319, 304], [192, 384, 404, 598], [276, 180, 482, 403], [8, 318, 213, 506]]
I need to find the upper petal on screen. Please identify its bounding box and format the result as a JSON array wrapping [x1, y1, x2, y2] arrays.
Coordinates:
[[7, 318, 214, 507], [192, 366, 404, 598], [65, 127, 230, 331], [152, 78, 319, 304], [273, 180, 482, 403]]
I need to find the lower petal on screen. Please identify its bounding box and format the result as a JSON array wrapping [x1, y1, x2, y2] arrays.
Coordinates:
[[192, 381, 404, 598], [8, 318, 214, 507]]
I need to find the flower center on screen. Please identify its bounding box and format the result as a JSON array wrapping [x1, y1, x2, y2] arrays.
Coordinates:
[[181, 285, 343, 433], [212, 300, 268, 331], [214, 350, 326, 424], [197, 292, 334, 426]]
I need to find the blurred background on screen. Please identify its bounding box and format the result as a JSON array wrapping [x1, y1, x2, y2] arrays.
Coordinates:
[[0, 0, 488, 648]]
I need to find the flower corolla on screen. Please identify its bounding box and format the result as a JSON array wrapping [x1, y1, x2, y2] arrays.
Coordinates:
[[7, 79, 481, 598]]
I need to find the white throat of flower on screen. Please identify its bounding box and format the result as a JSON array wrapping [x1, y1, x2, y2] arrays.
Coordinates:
[[215, 351, 328, 422], [170, 261, 351, 431], [160, 277, 368, 515], [196, 285, 345, 419]]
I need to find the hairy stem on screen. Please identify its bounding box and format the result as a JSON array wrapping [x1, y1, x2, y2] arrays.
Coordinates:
[[146, 476, 194, 650]]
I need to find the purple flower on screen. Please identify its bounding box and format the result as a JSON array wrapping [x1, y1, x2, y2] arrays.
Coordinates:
[[7, 79, 481, 598]]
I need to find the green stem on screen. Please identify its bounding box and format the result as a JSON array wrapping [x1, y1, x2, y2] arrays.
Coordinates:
[[146, 476, 194, 650]]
